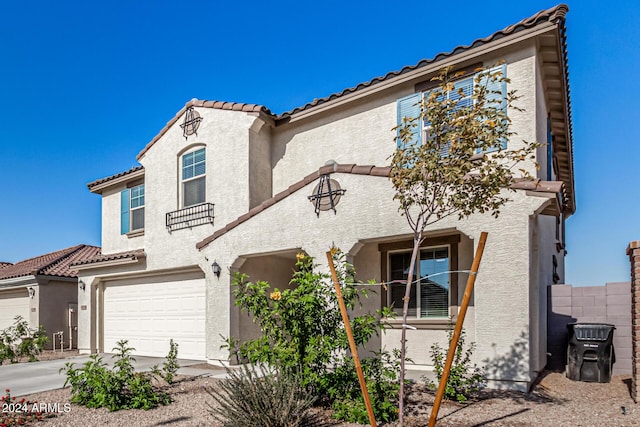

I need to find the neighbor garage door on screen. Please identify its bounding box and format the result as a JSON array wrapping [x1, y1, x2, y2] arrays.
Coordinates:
[[103, 276, 206, 360], [0, 289, 30, 331]]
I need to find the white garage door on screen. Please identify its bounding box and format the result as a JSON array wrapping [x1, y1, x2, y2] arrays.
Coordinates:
[[0, 289, 30, 331], [103, 277, 206, 360]]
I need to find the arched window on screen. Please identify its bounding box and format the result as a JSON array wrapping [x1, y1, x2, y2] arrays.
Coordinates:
[[181, 147, 206, 207]]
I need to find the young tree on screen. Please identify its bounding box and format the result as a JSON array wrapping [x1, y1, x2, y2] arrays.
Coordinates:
[[391, 64, 539, 424]]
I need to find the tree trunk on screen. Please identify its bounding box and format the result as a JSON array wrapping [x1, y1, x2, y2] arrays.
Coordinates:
[[398, 230, 423, 426]]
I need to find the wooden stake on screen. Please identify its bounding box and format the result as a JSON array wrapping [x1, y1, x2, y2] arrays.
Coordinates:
[[326, 251, 377, 427], [428, 231, 488, 427]]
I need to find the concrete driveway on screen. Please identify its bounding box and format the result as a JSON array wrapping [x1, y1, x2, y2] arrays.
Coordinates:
[[0, 354, 225, 397]]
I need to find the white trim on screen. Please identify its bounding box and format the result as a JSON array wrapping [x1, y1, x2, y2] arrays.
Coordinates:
[[0, 275, 37, 288]]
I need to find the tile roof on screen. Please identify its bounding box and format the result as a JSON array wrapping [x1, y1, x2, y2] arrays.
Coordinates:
[[71, 249, 146, 268], [87, 165, 144, 191], [136, 100, 273, 160], [0, 262, 12, 270], [0, 245, 101, 281], [278, 4, 569, 118], [92, 5, 574, 208], [196, 163, 566, 250]]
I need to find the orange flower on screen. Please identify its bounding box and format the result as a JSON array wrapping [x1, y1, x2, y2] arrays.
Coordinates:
[[270, 291, 282, 301], [296, 252, 305, 261]]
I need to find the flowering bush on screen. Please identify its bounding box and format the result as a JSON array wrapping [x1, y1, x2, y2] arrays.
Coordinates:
[[224, 249, 399, 422], [0, 389, 53, 426]]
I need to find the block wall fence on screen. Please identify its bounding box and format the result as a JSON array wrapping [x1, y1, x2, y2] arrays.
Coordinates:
[[547, 282, 632, 376]]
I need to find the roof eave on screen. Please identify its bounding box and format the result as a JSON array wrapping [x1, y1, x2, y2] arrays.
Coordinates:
[[88, 168, 146, 194], [73, 252, 146, 271], [279, 22, 558, 125], [0, 275, 36, 287]]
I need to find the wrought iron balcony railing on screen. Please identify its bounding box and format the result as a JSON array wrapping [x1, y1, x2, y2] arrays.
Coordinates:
[[166, 202, 214, 231]]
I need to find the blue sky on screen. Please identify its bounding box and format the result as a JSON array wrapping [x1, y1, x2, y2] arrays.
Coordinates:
[[0, 1, 637, 286]]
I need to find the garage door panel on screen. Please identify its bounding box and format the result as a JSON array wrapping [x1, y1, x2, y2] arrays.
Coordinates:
[[103, 278, 205, 360], [0, 290, 30, 331]]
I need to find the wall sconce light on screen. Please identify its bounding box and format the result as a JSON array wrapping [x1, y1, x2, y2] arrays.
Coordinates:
[[28, 287, 35, 298], [79, 280, 86, 291], [211, 260, 221, 278]]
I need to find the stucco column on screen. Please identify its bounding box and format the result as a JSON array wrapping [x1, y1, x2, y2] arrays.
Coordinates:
[[627, 240, 640, 403]]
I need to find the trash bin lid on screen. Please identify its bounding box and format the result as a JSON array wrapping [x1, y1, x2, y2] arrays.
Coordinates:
[[567, 323, 615, 341]]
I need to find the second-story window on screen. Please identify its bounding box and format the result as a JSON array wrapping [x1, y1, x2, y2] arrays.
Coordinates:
[[397, 64, 507, 155], [130, 184, 145, 231], [120, 183, 144, 234], [181, 147, 206, 207]]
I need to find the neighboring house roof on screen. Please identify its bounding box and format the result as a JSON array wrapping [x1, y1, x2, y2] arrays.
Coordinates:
[[71, 249, 146, 269], [0, 245, 101, 280], [0, 262, 12, 270], [196, 163, 567, 250]]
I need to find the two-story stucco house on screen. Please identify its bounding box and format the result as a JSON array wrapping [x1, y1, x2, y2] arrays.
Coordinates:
[[74, 4, 574, 390]]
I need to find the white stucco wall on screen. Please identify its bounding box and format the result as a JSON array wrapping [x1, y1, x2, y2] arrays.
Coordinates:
[[530, 214, 564, 376], [271, 94, 398, 193], [201, 171, 550, 388], [248, 121, 272, 209], [271, 46, 539, 194]]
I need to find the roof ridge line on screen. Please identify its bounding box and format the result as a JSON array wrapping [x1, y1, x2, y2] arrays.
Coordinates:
[[276, 4, 569, 119], [196, 163, 391, 250], [33, 244, 85, 275]]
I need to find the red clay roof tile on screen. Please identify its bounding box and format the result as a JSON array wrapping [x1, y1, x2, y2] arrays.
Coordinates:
[[278, 5, 569, 119], [87, 165, 144, 191], [71, 249, 145, 267], [196, 163, 568, 250], [91, 6, 574, 208], [0, 245, 101, 280]]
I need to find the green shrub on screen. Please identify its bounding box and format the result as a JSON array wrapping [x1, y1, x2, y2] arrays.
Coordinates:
[[328, 349, 401, 423], [424, 327, 485, 403], [207, 364, 319, 427], [224, 249, 398, 422], [0, 315, 48, 364], [152, 339, 180, 384], [61, 340, 172, 411]]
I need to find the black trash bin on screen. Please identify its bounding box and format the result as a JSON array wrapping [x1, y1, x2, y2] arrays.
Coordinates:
[[566, 323, 615, 383]]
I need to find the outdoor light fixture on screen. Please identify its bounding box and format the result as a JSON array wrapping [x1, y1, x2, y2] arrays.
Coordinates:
[[211, 260, 221, 278], [28, 287, 35, 298], [79, 280, 86, 291]]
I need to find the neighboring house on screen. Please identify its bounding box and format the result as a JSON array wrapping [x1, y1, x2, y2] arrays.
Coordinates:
[[0, 245, 101, 350], [76, 4, 574, 390]]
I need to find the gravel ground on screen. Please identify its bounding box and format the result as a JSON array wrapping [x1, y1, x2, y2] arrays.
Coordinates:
[[10, 370, 636, 426]]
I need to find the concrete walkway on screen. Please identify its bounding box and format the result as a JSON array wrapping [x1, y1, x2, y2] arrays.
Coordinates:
[[0, 354, 224, 397]]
